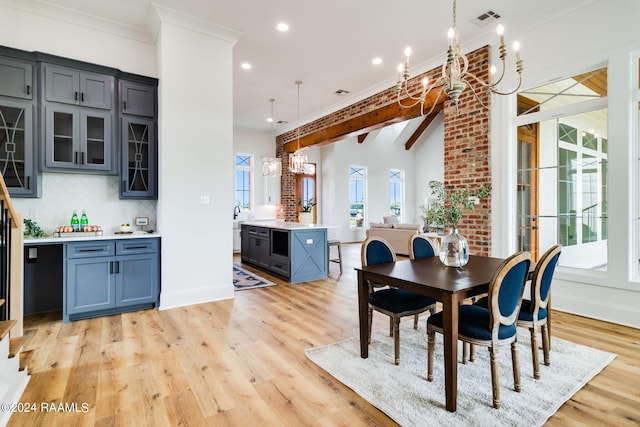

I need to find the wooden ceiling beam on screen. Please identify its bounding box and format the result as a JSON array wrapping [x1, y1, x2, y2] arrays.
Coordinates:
[[404, 110, 440, 150], [357, 133, 368, 143], [283, 89, 446, 153]]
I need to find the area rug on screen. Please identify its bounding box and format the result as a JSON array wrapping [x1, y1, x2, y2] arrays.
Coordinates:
[[306, 324, 615, 426], [233, 263, 276, 291]]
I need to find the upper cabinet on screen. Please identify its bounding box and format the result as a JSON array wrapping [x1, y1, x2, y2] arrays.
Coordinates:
[[44, 65, 113, 110], [0, 57, 33, 100], [119, 80, 157, 199], [41, 63, 117, 174], [0, 54, 39, 197], [120, 80, 155, 117]]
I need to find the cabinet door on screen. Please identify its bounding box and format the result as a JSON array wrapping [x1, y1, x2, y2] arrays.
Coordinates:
[[121, 116, 156, 199], [45, 65, 80, 105], [66, 257, 115, 315], [80, 109, 112, 171], [44, 104, 79, 169], [0, 100, 35, 196], [120, 80, 155, 117], [0, 58, 33, 100], [115, 253, 159, 307], [80, 72, 113, 110]]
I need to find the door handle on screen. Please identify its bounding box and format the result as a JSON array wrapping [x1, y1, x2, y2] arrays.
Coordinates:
[[115, 261, 120, 274], [109, 261, 113, 274]]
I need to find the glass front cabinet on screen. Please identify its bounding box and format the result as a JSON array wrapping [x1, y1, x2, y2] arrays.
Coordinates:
[[121, 116, 156, 199], [0, 55, 38, 197]]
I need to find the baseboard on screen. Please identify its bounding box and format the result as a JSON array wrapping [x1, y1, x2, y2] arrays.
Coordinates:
[[552, 292, 640, 329], [159, 285, 234, 311]]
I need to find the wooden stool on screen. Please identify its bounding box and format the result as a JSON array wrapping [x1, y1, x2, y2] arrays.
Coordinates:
[[327, 239, 343, 274]]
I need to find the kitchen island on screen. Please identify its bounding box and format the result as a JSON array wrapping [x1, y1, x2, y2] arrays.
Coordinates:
[[240, 221, 327, 284]]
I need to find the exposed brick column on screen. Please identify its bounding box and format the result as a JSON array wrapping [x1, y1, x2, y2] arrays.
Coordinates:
[[443, 48, 492, 256], [276, 46, 492, 255]]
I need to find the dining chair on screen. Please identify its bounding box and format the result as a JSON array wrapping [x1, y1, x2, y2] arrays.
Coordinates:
[[517, 244, 562, 379], [361, 236, 437, 365], [408, 234, 438, 260], [427, 251, 532, 409]]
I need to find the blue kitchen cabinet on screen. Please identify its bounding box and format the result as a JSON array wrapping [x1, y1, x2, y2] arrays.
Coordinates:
[[64, 238, 159, 321]]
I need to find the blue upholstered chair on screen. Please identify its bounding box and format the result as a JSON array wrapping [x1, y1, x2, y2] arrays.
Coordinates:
[[427, 251, 532, 409], [517, 244, 562, 379], [361, 237, 437, 365], [408, 234, 438, 260]]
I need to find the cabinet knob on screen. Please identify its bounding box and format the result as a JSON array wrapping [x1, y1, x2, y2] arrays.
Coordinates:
[[26, 85, 31, 95], [123, 101, 127, 110], [74, 91, 78, 101]]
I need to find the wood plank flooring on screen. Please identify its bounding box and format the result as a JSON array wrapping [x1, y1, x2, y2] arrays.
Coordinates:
[[9, 243, 640, 426]]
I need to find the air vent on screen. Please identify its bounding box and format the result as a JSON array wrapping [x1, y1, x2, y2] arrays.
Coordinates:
[[334, 89, 350, 96], [471, 10, 501, 27]]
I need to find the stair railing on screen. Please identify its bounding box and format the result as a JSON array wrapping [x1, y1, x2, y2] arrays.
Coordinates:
[[0, 174, 23, 336]]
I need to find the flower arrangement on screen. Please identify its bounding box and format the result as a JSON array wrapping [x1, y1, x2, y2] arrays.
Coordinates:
[[297, 198, 316, 213], [421, 180, 491, 230]]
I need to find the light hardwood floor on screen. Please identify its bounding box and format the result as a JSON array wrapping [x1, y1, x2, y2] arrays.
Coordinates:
[[9, 243, 640, 426]]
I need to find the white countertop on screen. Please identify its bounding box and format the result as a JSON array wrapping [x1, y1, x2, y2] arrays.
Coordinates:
[[240, 220, 328, 230], [25, 232, 161, 245]]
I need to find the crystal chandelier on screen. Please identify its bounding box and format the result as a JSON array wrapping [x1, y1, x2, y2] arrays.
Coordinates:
[[396, 0, 523, 116], [289, 80, 309, 174]]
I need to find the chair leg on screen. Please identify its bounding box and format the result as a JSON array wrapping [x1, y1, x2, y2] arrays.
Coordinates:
[[489, 347, 501, 409], [413, 314, 419, 329], [530, 327, 540, 379], [541, 323, 551, 366], [512, 340, 522, 393], [389, 316, 393, 337], [393, 317, 400, 365], [427, 328, 435, 381], [337, 244, 343, 274], [368, 308, 373, 344], [462, 342, 469, 364], [470, 343, 476, 362]]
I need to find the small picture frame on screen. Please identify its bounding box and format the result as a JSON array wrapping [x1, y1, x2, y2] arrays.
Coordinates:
[[135, 217, 149, 226]]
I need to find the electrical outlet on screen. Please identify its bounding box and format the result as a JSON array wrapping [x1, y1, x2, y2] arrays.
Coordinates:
[[200, 195, 210, 204]]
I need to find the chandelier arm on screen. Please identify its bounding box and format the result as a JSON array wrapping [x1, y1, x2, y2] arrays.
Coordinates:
[[421, 87, 446, 116], [487, 73, 523, 96], [463, 79, 493, 110], [399, 84, 426, 102], [397, 93, 424, 108]]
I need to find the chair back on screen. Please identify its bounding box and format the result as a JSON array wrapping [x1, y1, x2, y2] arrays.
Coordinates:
[[409, 234, 437, 260], [530, 244, 562, 313], [361, 237, 396, 267], [487, 252, 532, 339]]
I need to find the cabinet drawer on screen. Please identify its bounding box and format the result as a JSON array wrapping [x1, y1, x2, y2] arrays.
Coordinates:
[[269, 256, 289, 277], [246, 227, 269, 238], [116, 238, 158, 255], [66, 241, 114, 258]]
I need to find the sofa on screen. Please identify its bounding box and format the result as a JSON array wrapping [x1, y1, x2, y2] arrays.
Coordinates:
[[365, 222, 421, 255]]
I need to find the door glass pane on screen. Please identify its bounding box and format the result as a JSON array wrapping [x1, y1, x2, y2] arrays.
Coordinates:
[[53, 111, 73, 162], [127, 122, 150, 192], [0, 105, 27, 188], [85, 116, 105, 165]]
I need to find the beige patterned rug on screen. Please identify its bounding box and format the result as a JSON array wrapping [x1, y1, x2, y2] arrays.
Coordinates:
[[306, 323, 615, 426], [233, 263, 276, 291]]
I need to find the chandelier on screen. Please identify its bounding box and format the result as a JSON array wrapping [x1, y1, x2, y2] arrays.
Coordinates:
[[396, 0, 523, 116], [289, 80, 309, 174], [263, 99, 282, 177]]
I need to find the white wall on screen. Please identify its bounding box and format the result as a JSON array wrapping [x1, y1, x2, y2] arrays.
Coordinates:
[[492, 0, 640, 327], [157, 17, 236, 309]]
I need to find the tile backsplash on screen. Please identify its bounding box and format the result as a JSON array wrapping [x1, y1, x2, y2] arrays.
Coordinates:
[[13, 172, 157, 235]]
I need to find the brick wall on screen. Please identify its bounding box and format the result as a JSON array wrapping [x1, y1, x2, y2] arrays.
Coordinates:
[[276, 46, 491, 255]]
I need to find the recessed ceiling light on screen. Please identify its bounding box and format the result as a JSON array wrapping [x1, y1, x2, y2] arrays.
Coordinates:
[[240, 63, 252, 70], [277, 23, 289, 32], [372, 57, 383, 65]]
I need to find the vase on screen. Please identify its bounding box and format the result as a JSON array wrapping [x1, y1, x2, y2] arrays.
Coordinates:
[[298, 212, 313, 226], [438, 228, 469, 267]]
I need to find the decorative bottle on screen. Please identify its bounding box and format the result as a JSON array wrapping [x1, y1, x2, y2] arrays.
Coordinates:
[[70, 210, 80, 232], [80, 210, 89, 231]]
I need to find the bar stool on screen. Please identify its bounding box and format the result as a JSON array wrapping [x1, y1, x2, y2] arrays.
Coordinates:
[[327, 239, 343, 274]]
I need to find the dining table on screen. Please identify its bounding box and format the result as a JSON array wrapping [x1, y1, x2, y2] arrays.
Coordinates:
[[355, 254, 507, 412]]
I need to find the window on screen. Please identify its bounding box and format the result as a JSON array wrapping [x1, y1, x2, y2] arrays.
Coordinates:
[[516, 67, 608, 269], [349, 166, 366, 227], [235, 154, 253, 211], [389, 169, 404, 221]]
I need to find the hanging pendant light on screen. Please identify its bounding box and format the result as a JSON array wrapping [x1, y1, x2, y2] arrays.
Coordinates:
[[263, 98, 282, 177], [289, 80, 308, 174]]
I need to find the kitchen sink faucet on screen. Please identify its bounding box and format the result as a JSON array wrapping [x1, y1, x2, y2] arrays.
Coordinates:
[[233, 206, 241, 219]]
